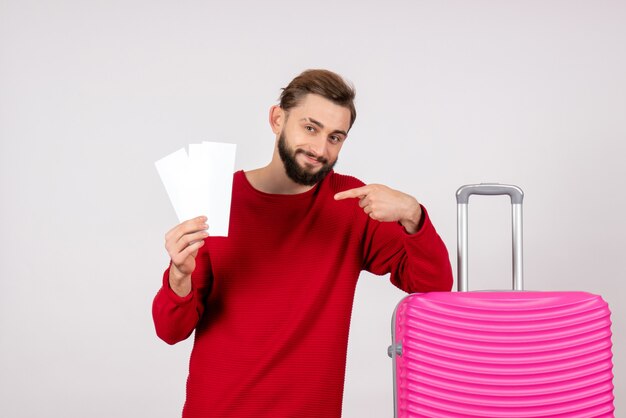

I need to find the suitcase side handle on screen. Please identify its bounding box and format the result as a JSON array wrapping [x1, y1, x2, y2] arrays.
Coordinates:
[[456, 184, 524, 292]]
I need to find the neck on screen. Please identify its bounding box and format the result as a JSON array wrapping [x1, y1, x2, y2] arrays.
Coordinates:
[[245, 153, 316, 195]]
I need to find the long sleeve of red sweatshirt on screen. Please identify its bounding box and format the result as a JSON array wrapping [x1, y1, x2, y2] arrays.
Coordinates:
[[153, 170, 452, 418]]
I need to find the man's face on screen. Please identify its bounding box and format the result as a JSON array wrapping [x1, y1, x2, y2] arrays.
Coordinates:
[[278, 131, 335, 186], [276, 94, 351, 186]]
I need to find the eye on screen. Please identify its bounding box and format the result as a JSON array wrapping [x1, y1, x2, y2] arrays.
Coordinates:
[[329, 135, 344, 145], [304, 125, 316, 133]]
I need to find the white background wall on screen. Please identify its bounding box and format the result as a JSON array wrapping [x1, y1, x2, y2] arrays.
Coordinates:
[[1, 1, 624, 416]]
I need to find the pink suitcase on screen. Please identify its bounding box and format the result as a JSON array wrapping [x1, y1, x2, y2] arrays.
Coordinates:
[[389, 184, 615, 417]]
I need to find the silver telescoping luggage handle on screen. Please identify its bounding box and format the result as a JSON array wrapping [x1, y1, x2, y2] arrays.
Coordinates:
[[456, 184, 524, 292]]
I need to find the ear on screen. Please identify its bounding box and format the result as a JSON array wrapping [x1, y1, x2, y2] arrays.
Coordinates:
[[269, 105, 285, 135]]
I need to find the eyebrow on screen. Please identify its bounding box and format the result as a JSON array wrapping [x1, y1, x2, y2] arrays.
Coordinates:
[[300, 117, 348, 137]]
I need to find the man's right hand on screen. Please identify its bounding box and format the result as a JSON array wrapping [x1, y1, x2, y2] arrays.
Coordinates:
[[164, 216, 209, 297]]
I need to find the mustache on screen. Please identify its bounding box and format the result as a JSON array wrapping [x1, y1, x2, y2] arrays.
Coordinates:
[[295, 149, 328, 164]]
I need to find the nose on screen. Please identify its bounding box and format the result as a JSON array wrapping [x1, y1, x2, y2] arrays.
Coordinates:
[[309, 135, 328, 158]]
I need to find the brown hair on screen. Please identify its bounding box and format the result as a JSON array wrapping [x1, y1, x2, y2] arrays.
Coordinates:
[[279, 69, 357, 129]]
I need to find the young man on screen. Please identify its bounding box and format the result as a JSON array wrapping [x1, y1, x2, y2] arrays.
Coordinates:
[[153, 69, 453, 418]]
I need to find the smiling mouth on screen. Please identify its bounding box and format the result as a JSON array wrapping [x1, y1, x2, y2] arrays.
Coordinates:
[[297, 150, 327, 165]]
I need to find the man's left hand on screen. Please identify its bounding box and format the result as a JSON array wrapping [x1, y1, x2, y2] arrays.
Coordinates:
[[334, 184, 423, 234]]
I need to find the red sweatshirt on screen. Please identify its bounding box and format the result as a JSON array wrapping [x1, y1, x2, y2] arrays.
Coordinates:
[[153, 170, 452, 418]]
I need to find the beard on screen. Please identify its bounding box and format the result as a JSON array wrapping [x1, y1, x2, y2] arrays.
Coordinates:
[[277, 132, 337, 186]]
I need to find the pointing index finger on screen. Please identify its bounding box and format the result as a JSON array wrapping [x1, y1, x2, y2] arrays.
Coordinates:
[[334, 186, 369, 200]]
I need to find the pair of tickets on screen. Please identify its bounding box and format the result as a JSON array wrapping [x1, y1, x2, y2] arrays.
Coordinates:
[[155, 142, 237, 237]]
